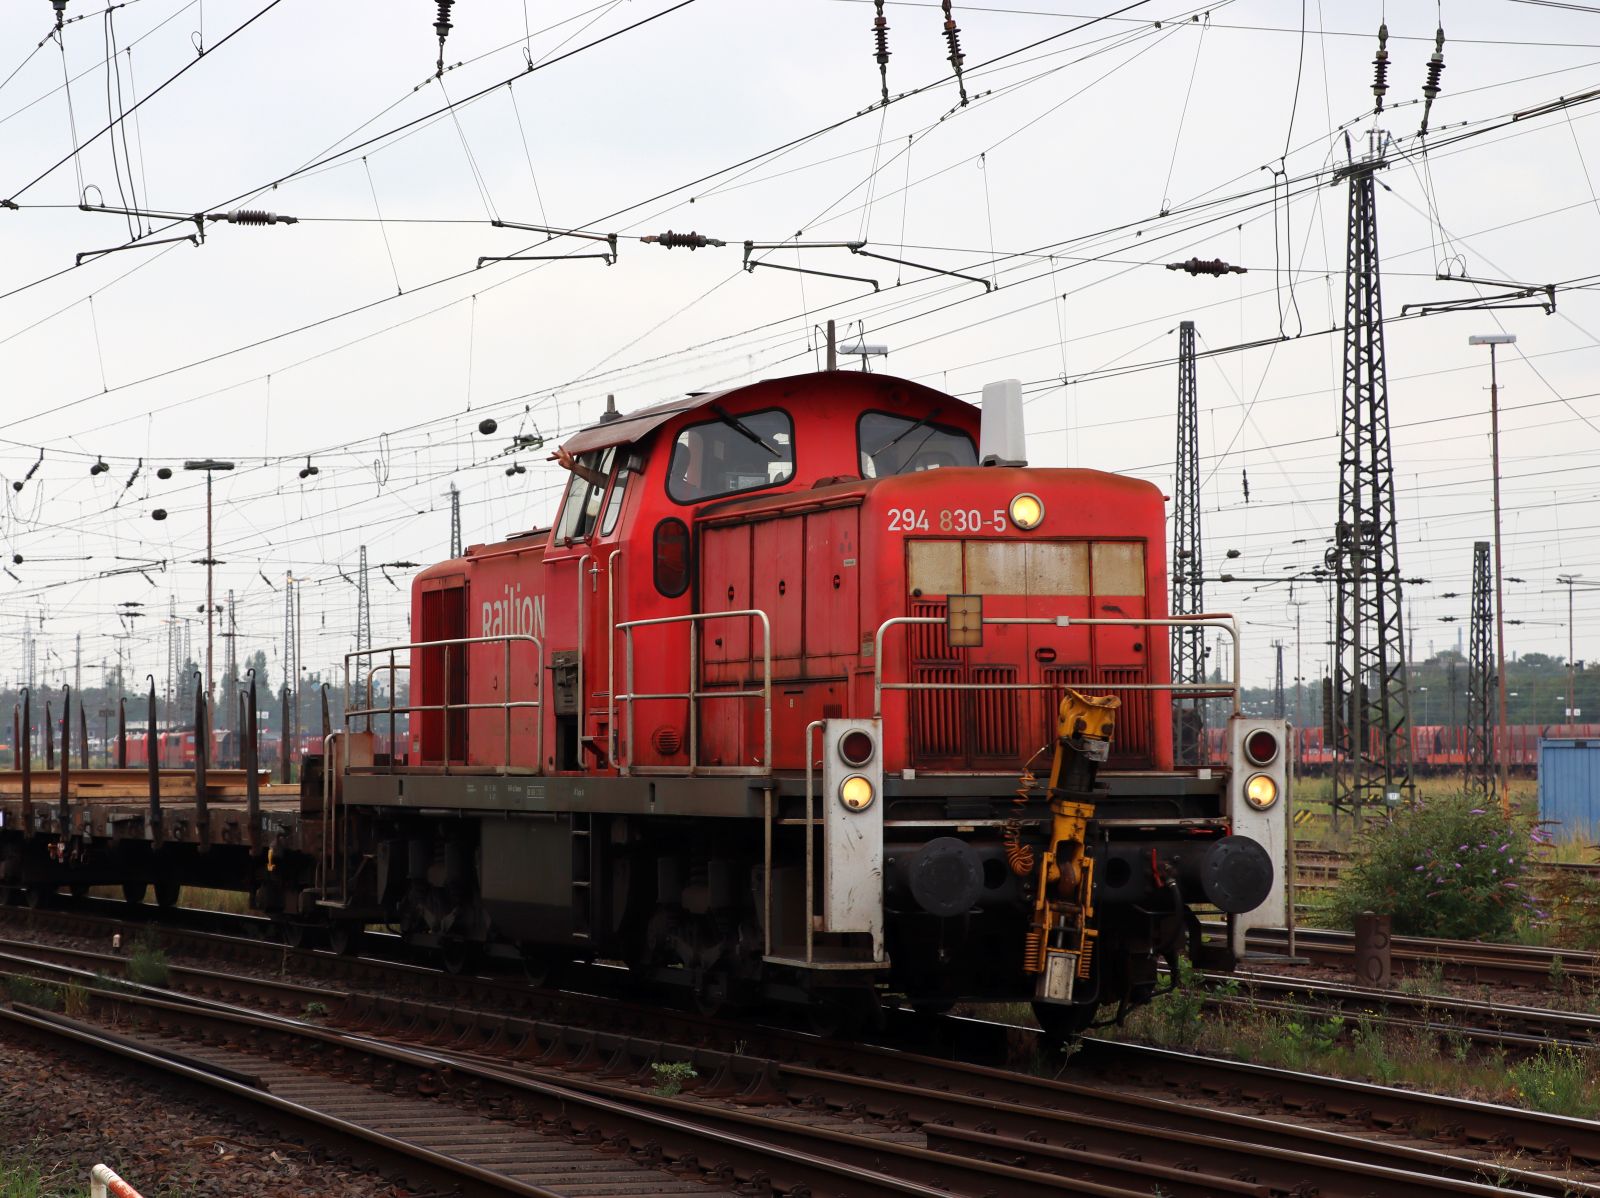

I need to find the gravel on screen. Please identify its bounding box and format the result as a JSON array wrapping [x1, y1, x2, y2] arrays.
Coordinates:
[[0, 1031, 445, 1198]]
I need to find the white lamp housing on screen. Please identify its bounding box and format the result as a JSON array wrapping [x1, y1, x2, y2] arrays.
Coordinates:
[[979, 378, 1027, 467]]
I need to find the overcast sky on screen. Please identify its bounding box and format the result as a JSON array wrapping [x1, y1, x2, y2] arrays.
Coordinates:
[[1, 0, 1597, 713]]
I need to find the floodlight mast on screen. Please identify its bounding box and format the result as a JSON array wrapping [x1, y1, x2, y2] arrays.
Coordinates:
[[1466, 334, 1514, 815], [184, 459, 236, 717]]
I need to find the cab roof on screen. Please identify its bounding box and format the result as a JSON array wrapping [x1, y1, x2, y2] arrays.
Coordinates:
[[558, 371, 971, 457]]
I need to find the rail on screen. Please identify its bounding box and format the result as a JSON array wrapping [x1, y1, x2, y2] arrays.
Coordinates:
[[872, 612, 1244, 719], [343, 634, 544, 772], [614, 609, 772, 775]]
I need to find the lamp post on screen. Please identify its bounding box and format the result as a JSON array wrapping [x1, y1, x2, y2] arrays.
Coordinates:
[[1468, 333, 1515, 816], [183, 460, 235, 712], [1558, 573, 1582, 723]]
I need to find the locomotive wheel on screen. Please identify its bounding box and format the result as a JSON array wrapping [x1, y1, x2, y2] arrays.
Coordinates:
[[1032, 1000, 1098, 1045], [153, 878, 181, 909], [121, 881, 148, 906], [23, 885, 56, 910], [692, 968, 735, 1019], [519, 949, 552, 988], [329, 924, 365, 957], [279, 921, 312, 949], [806, 989, 880, 1038], [441, 939, 478, 976]]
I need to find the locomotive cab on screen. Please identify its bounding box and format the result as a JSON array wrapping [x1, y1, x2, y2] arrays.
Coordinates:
[[329, 370, 1288, 1032]]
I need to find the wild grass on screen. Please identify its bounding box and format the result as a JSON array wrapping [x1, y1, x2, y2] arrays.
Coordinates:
[[3, 975, 59, 1011], [126, 929, 170, 988], [1112, 973, 1600, 1118], [0, 1160, 68, 1198]]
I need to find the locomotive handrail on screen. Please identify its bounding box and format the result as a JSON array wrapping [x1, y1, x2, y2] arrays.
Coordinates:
[[343, 633, 544, 773], [615, 609, 773, 776], [871, 613, 1244, 719]]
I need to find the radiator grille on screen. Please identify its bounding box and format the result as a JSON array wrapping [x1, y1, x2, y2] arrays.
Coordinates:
[[1099, 666, 1151, 764], [970, 665, 1019, 758], [911, 664, 963, 757], [910, 600, 955, 661]]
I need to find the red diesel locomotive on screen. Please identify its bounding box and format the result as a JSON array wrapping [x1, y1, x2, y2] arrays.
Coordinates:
[[306, 369, 1288, 1033]]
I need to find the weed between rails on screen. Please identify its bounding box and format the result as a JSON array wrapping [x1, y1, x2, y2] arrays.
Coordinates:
[[1111, 966, 1600, 1118]]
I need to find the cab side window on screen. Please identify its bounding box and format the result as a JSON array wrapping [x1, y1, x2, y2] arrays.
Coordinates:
[[554, 447, 616, 542], [666, 409, 794, 503]]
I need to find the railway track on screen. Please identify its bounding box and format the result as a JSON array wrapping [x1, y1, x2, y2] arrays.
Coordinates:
[[1205, 968, 1600, 1049], [3, 904, 1599, 1195], [1249, 925, 1600, 988]]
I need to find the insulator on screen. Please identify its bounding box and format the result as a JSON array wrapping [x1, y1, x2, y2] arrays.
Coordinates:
[[1423, 26, 1445, 100], [873, 6, 890, 64], [1372, 22, 1390, 112], [1166, 256, 1246, 277], [941, 2, 968, 107], [642, 230, 724, 250], [218, 208, 296, 226], [433, 0, 454, 41]]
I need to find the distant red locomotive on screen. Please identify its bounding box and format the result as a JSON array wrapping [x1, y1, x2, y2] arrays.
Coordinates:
[[302, 369, 1288, 1033]]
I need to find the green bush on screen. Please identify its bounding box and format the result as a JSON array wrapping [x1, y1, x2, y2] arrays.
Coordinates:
[[1328, 794, 1533, 940], [1507, 1045, 1598, 1117]]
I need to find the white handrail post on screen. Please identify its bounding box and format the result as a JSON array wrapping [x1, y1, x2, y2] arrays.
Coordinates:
[[624, 626, 635, 776], [759, 611, 773, 769], [804, 720, 823, 966], [688, 619, 699, 772]]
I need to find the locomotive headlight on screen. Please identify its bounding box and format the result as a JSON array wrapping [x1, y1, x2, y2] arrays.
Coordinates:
[[839, 774, 876, 811], [1243, 772, 1279, 810], [1008, 493, 1044, 530]]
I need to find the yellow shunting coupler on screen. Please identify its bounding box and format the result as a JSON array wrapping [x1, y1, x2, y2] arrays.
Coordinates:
[[1016, 689, 1120, 1005]]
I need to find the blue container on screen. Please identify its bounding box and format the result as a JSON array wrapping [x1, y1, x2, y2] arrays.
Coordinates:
[[1538, 738, 1600, 840]]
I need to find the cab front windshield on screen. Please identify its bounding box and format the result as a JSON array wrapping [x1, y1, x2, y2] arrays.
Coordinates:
[[858, 411, 977, 477]]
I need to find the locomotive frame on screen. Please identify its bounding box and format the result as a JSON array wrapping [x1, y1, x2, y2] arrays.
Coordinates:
[[0, 369, 1291, 1036]]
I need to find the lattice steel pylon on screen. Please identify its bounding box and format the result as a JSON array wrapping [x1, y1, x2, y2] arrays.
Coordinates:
[[1329, 134, 1413, 819], [22, 615, 35, 691], [448, 483, 462, 559], [1273, 642, 1286, 718], [1170, 319, 1205, 763], [284, 573, 300, 759], [357, 545, 372, 657], [1465, 540, 1494, 799], [222, 589, 238, 736]]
